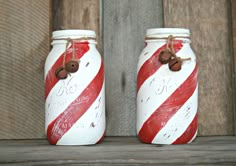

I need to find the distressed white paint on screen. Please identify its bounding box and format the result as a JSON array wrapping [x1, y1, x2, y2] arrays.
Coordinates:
[[137, 28, 198, 144], [45, 48, 102, 129], [136, 44, 196, 132], [151, 85, 198, 144], [57, 83, 105, 145], [45, 30, 105, 145]]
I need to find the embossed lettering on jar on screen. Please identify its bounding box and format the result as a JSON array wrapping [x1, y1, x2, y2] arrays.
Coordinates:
[[136, 28, 198, 144], [44, 30, 105, 145]]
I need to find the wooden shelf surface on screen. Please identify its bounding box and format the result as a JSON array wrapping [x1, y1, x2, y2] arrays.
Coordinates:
[[0, 136, 236, 165]]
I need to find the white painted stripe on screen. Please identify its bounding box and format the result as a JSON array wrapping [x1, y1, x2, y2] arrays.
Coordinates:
[[45, 48, 102, 131], [151, 85, 198, 144], [44, 43, 71, 79], [136, 44, 196, 132], [57, 82, 105, 145], [137, 42, 164, 72]]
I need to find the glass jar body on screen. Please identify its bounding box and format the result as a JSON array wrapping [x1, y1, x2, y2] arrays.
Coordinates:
[[45, 30, 105, 145], [136, 28, 198, 144]]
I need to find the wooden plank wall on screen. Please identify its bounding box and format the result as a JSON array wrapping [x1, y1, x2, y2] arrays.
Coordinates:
[[163, 0, 234, 135], [53, 0, 100, 47], [51, 0, 163, 136], [231, 0, 236, 135], [0, 0, 235, 139], [0, 0, 51, 139], [103, 0, 163, 136]]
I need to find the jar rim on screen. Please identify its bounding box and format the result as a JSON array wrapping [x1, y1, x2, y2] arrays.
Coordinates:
[[146, 28, 190, 37], [52, 29, 96, 39]]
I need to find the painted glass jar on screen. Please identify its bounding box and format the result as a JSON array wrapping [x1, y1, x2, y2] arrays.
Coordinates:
[[136, 28, 198, 144], [45, 30, 105, 145]]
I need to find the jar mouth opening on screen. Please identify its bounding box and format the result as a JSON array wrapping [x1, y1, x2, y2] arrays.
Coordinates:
[[52, 29, 96, 39], [146, 28, 190, 38]]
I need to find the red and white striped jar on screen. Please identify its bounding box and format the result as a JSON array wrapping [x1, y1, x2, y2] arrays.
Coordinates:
[[44, 30, 105, 145], [136, 28, 198, 144]]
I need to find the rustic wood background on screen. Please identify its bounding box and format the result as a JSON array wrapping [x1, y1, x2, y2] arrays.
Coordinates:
[[0, 0, 50, 139], [0, 0, 235, 139], [231, 0, 236, 135], [103, 0, 163, 136], [163, 0, 234, 136], [53, 0, 100, 49]]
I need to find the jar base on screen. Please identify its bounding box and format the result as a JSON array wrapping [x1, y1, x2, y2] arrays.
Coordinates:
[[52, 142, 97, 146]]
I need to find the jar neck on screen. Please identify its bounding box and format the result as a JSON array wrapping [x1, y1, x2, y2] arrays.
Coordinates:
[[145, 36, 190, 44], [51, 30, 97, 46], [51, 37, 97, 46], [145, 28, 191, 43]]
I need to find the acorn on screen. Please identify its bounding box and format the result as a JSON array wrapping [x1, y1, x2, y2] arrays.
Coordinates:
[[55, 67, 68, 79], [159, 50, 174, 64], [168, 57, 182, 71], [65, 60, 79, 73]]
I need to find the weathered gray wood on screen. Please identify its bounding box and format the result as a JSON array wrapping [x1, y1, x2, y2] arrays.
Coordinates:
[[53, 0, 100, 48], [103, 0, 163, 136], [231, 0, 236, 135], [53, 0, 99, 31], [0, 136, 236, 165], [0, 0, 50, 139], [163, 0, 234, 136]]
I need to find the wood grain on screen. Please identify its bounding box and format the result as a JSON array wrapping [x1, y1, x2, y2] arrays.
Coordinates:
[[0, 136, 236, 165], [53, 0, 100, 47], [231, 0, 236, 135], [0, 0, 51, 139], [163, 0, 234, 136], [103, 0, 163, 136]]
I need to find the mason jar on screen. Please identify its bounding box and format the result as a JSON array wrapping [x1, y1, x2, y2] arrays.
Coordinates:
[[136, 28, 198, 144], [44, 30, 105, 145]]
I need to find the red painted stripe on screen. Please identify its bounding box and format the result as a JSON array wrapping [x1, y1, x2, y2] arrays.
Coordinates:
[[96, 131, 105, 144], [47, 62, 104, 145], [138, 64, 198, 143], [172, 114, 198, 144], [45, 42, 89, 99], [137, 40, 183, 92]]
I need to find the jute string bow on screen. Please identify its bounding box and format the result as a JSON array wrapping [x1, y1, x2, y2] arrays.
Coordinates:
[[54, 37, 96, 68], [54, 37, 96, 79], [145, 35, 191, 71]]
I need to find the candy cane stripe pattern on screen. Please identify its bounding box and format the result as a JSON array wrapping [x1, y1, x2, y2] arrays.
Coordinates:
[[45, 30, 105, 145], [137, 28, 198, 144]]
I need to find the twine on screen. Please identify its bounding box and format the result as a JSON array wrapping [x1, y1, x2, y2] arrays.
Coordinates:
[[53, 37, 96, 67], [145, 36, 190, 41], [156, 35, 191, 62], [164, 35, 177, 57]]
